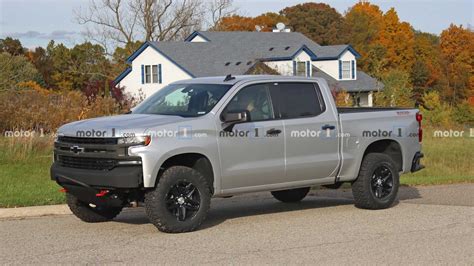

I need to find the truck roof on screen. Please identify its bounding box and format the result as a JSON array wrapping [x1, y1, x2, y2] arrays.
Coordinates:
[[171, 75, 326, 85]]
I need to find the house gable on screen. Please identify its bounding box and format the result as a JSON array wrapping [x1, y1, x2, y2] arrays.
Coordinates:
[[184, 31, 211, 42], [117, 44, 193, 98]]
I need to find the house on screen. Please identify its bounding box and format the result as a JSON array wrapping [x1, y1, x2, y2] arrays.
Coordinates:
[[115, 31, 382, 106]]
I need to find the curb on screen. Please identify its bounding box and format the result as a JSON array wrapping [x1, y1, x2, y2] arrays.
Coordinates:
[[0, 204, 71, 219]]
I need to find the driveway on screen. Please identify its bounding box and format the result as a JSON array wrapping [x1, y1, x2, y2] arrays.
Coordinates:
[[1, 184, 473, 264]]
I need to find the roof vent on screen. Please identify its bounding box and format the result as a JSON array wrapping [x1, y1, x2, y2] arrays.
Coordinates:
[[247, 61, 252, 65], [269, 47, 274, 51], [235, 62, 241, 65], [225, 62, 230, 66], [285, 46, 290, 50]]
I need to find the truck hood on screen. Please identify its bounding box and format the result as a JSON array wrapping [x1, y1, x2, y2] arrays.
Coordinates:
[[57, 114, 186, 137]]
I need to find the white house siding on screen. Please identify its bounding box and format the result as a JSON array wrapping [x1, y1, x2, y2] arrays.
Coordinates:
[[189, 35, 208, 42], [263, 50, 313, 76], [118, 46, 193, 98], [312, 50, 356, 80]]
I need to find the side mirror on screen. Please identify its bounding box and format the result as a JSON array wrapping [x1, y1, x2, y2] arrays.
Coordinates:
[[222, 111, 249, 131]]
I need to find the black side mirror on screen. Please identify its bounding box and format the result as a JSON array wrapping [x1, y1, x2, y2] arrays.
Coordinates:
[[222, 111, 249, 131]]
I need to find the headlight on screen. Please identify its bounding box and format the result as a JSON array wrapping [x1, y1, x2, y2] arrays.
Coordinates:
[[118, 135, 151, 146]]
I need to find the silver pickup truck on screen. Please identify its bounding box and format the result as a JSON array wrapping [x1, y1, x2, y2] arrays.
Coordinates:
[[51, 75, 424, 233]]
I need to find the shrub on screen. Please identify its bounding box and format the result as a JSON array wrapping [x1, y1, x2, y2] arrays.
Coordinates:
[[0, 82, 137, 133]]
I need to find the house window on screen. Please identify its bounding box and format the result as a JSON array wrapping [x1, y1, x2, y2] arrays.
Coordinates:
[[341, 61, 351, 79], [294, 61, 307, 76], [145, 65, 151, 83], [142, 64, 162, 84], [152, 65, 158, 83]]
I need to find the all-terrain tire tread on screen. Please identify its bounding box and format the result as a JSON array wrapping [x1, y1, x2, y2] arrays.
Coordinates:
[[145, 166, 211, 233], [351, 153, 399, 209]]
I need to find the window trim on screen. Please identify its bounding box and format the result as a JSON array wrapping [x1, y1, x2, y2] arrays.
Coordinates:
[[142, 64, 162, 84], [219, 81, 327, 124], [341, 60, 351, 79], [220, 83, 276, 122]]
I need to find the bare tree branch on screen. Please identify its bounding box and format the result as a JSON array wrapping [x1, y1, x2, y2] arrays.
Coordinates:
[[75, 0, 213, 51]]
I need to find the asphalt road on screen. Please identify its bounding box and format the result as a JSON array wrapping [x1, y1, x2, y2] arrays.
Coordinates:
[[1, 184, 473, 264]]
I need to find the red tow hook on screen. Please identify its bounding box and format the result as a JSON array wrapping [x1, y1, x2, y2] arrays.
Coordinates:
[[96, 190, 109, 197]]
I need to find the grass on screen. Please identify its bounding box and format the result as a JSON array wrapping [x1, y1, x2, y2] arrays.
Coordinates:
[[0, 137, 64, 207], [0, 128, 472, 207]]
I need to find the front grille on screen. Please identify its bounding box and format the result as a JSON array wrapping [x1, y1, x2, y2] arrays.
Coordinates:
[[58, 136, 118, 145], [58, 155, 117, 170]]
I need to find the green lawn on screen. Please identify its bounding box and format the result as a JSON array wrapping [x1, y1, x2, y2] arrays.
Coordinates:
[[0, 129, 472, 207]]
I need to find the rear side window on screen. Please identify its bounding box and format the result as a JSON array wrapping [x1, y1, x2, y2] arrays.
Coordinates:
[[273, 83, 325, 119]]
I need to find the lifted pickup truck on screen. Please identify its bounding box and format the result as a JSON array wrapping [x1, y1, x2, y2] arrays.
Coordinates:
[[51, 75, 424, 233]]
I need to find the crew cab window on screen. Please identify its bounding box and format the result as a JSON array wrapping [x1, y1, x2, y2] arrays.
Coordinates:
[[223, 84, 274, 122], [273, 83, 324, 119]]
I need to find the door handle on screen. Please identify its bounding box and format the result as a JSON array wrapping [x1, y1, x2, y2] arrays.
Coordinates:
[[321, 124, 336, 130], [266, 128, 282, 135]]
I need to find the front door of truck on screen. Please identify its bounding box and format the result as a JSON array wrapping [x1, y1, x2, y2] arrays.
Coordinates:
[[216, 83, 285, 190]]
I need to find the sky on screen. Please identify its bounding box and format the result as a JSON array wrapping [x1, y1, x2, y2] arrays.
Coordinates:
[[0, 0, 472, 49]]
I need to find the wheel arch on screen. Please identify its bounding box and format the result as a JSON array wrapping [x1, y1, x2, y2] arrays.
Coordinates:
[[156, 153, 215, 195], [362, 139, 403, 171]]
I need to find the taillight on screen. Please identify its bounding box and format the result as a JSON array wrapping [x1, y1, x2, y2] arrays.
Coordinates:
[[416, 112, 422, 143]]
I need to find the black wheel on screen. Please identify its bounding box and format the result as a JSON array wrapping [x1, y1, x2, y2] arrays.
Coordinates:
[[352, 153, 399, 209], [66, 193, 123, 223], [271, 187, 310, 203], [145, 166, 211, 233]]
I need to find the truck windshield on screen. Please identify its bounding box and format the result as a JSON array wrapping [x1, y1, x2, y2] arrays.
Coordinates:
[[133, 84, 232, 117]]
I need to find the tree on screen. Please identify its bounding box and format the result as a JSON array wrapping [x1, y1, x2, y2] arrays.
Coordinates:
[[439, 24, 474, 104], [26, 47, 54, 88], [206, 0, 237, 29], [344, 1, 384, 58], [76, 0, 204, 53], [213, 12, 287, 32], [411, 31, 443, 93], [377, 8, 415, 72], [0, 37, 25, 56], [375, 69, 414, 107], [0, 52, 40, 91], [281, 3, 346, 45]]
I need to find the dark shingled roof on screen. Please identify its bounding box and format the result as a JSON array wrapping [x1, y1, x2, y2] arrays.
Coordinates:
[[147, 31, 356, 77], [120, 31, 379, 91]]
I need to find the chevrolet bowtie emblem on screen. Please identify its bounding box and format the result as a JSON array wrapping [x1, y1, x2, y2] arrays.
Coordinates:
[[70, 145, 85, 154]]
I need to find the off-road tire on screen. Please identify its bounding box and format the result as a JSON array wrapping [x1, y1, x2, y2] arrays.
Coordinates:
[[66, 193, 123, 223], [145, 166, 211, 233], [352, 153, 399, 209], [271, 187, 310, 203]]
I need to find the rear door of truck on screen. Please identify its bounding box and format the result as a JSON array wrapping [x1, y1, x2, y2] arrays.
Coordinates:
[[274, 81, 340, 182]]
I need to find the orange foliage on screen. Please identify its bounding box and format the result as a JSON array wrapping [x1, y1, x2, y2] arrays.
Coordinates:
[[214, 13, 288, 32]]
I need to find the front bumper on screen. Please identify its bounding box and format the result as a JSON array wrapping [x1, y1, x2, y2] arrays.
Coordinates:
[[51, 162, 143, 188], [51, 163, 143, 207]]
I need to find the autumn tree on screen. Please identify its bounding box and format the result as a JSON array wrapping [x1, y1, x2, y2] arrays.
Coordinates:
[[0, 37, 26, 56], [344, 1, 384, 59], [439, 24, 474, 104], [377, 8, 415, 72], [375, 69, 414, 107], [411, 31, 442, 94], [281, 3, 346, 45], [214, 12, 287, 32], [0, 52, 40, 91]]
